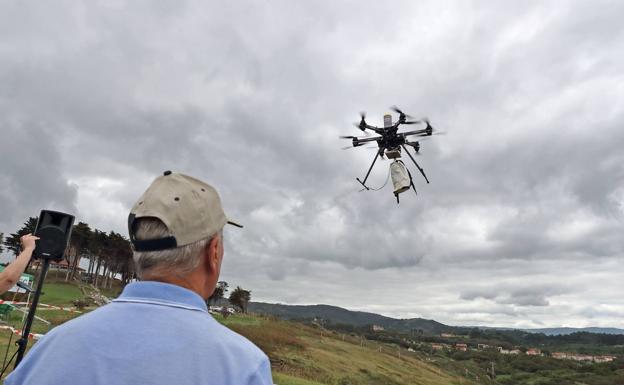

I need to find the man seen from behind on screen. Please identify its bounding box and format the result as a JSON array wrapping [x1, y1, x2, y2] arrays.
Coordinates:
[[6, 171, 273, 385]]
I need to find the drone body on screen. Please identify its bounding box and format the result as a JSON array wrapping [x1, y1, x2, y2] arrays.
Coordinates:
[[340, 107, 438, 203]]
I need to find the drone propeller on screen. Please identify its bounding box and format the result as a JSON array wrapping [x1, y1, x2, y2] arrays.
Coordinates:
[[421, 118, 446, 135], [339, 135, 357, 139], [390, 106, 410, 117], [390, 106, 413, 123], [402, 120, 422, 125], [358, 111, 367, 131]]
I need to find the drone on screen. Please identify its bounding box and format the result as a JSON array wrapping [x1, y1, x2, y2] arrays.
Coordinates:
[[340, 106, 439, 203]]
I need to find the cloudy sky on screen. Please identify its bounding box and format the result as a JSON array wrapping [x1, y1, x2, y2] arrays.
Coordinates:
[[1, 1, 623, 329]]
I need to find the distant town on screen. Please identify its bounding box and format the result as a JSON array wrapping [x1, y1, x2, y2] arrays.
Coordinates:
[[366, 326, 621, 364], [430, 341, 617, 363]]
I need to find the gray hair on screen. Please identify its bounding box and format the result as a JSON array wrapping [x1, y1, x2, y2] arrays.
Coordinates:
[[132, 217, 218, 280]]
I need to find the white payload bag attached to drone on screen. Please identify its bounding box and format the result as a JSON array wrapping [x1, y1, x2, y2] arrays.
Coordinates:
[[390, 160, 414, 203]]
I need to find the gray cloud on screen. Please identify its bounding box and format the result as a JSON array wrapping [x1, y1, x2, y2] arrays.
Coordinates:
[[0, 117, 77, 233], [460, 284, 569, 307], [1, 1, 624, 327]]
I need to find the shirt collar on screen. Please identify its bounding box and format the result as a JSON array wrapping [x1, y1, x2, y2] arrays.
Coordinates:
[[115, 281, 208, 312]]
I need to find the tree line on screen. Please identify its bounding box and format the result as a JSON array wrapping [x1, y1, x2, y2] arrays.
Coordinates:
[[2, 218, 254, 305], [2, 217, 134, 289]]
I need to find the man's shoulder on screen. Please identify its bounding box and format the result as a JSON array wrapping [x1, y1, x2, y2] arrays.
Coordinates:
[[201, 317, 268, 361], [27, 302, 114, 347], [200, 321, 271, 384], [6, 304, 273, 385]]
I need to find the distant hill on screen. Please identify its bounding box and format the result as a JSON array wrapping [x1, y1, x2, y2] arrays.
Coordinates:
[[248, 302, 454, 334], [249, 302, 624, 337]]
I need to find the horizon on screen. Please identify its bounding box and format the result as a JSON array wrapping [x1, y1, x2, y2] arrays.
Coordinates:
[[1, 1, 623, 330]]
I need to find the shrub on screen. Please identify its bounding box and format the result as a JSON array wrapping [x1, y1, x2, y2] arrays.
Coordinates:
[[72, 298, 91, 310]]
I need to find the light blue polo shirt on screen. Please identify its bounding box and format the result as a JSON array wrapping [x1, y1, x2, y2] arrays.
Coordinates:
[[5, 281, 273, 385]]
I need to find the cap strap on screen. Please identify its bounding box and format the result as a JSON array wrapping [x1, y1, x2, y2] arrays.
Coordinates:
[[128, 213, 178, 251], [132, 237, 178, 252]]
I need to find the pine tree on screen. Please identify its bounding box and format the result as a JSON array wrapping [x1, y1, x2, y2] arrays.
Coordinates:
[[229, 286, 251, 313], [3, 217, 37, 256], [65, 222, 92, 281], [208, 281, 229, 305]]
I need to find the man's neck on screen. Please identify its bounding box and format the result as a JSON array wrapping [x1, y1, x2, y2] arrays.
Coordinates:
[[143, 272, 209, 299]]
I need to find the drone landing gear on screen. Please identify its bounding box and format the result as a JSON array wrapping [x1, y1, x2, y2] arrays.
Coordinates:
[[356, 149, 383, 190], [401, 145, 429, 184]]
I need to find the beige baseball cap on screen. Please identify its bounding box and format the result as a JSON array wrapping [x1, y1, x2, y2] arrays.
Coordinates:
[[128, 171, 242, 252]]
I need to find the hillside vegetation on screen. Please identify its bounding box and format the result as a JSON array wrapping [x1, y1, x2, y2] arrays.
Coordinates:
[[220, 313, 482, 385]]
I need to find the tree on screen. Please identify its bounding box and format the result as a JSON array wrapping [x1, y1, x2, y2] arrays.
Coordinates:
[[208, 281, 229, 305], [0, 233, 3, 254], [89, 229, 108, 287], [102, 231, 133, 288], [3, 217, 37, 256], [229, 286, 251, 313], [65, 222, 92, 281]]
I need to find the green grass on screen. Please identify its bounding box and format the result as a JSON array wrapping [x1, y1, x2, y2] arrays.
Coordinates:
[[216, 313, 263, 327], [38, 282, 83, 306], [1, 306, 84, 334], [274, 372, 326, 385]]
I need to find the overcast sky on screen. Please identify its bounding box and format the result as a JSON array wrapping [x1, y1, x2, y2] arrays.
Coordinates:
[[1, 1, 623, 329]]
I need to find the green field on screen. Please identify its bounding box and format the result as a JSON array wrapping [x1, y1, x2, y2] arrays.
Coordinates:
[[39, 282, 84, 305]]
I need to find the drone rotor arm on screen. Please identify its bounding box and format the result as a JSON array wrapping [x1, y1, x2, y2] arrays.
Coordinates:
[[355, 136, 382, 144], [398, 128, 429, 138], [363, 124, 384, 134]]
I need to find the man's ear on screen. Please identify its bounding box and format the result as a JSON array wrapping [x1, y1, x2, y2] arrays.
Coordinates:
[[205, 234, 221, 272]]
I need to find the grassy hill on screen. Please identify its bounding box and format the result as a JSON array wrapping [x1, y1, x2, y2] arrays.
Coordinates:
[[220, 313, 485, 385], [0, 279, 485, 384]]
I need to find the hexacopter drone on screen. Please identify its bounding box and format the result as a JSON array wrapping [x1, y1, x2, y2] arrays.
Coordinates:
[[340, 106, 440, 203]]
